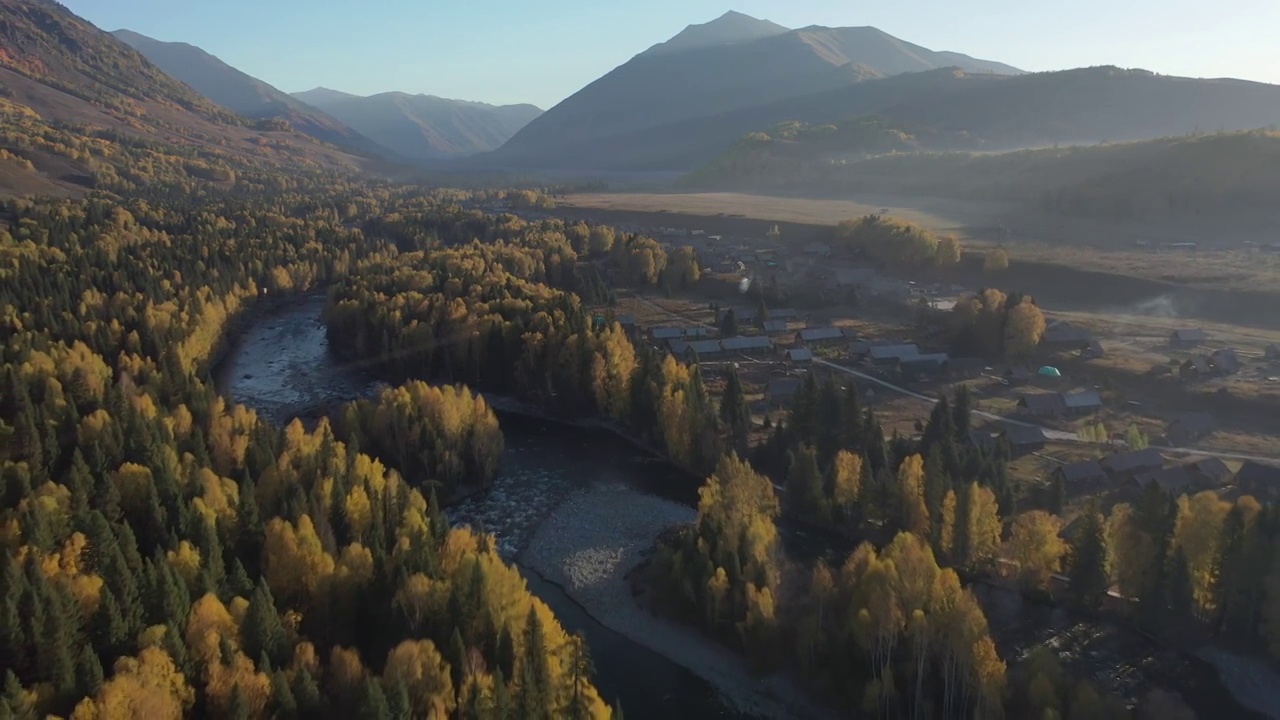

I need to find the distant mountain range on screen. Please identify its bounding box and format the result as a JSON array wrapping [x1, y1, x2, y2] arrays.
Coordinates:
[[110, 29, 391, 158], [480, 11, 1022, 170], [474, 12, 1280, 174], [293, 89, 542, 160]]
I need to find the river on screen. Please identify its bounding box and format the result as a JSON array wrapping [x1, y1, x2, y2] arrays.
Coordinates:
[[214, 294, 1272, 720]]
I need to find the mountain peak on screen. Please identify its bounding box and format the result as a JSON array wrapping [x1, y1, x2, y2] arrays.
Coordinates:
[[640, 10, 790, 57]]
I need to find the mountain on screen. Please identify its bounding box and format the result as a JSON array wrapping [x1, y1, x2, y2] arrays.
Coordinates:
[[688, 67, 1280, 185], [296, 90, 542, 160], [483, 13, 1021, 169], [0, 0, 363, 196], [111, 29, 391, 157], [640, 10, 789, 57]]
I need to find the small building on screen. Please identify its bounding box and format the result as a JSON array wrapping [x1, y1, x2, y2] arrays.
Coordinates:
[[1170, 329, 1209, 349], [770, 308, 800, 321], [900, 355, 947, 382], [1000, 424, 1048, 455], [1081, 341, 1105, 360], [1135, 466, 1198, 496], [720, 336, 774, 354], [668, 339, 690, 356], [797, 327, 845, 344], [762, 319, 789, 334], [1185, 457, 1232, 488], [1004, 366, 1032, 386], [1053, 461, 1108, 494], [1165, 412, 1217, 446], [651, 327, 683, 341], [1101, 448, 1165, 479], [1210, 348, 1241, 375], [1017, 393, 1065, 417], [946, 357, 986, 380], [615, 314, 637, 329], [868, 344, 920, 365], [735, 308, 758, 324], [787, 348, 814, 364], [765, 378, 802, 408], [681, 339, 724, 361], [1236, 461, 1280, 502], [1061, 389, 1103, 416], [1180, 356, 1213, 381], [1041, 325, 1095, 351]]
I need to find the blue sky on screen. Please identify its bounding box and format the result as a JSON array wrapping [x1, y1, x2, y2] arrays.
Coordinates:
[[63, 0, 1280, 109]]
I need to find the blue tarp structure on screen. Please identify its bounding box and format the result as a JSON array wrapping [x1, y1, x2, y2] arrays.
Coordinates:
[[1038, 366, 1062, 377]]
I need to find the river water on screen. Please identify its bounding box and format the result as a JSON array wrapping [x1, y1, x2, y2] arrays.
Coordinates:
[[214, 295, 1269, 720]]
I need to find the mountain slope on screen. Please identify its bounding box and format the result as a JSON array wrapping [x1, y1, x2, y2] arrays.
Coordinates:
[[111, 29, 391, 157], [296, 90, 542, 160], [687, 66, 1280, 184], [486, 14, 1020, 168], [292, 87, 360, 107], [0, 0, 363, 196]]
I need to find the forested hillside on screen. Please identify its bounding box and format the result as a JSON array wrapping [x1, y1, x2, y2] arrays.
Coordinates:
[[692, 129, 1280, 221], [0, 183, 625, 718], [0, 0, 365, 196]]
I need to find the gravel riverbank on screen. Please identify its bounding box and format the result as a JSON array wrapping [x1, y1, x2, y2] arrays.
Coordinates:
[[521, 483, 829, 720]]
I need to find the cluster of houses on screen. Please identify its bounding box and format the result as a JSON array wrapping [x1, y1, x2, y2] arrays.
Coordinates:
[[1180, 348, 1241, 380], [1016, 389, 1105, 418], [1052, 448, 1280, 500]]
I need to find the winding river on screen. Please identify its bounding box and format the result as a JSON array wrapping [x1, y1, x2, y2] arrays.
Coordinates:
[[215, 295, 1273, 720]]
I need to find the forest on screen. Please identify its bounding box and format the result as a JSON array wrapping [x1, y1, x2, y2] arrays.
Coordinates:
[[0, 181, 627, 719]]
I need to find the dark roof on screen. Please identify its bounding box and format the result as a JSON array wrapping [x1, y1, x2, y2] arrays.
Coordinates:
[[720, 336, 772, 352], [1210, 348, 1241, 372], [1186, 457, 1231, 484], [1166, 412, 1217, 438], [787, 348, 814, 362], [684, 327, 715, 338], [1171, 329, 1209, 342], [761, 319, 789, 333], [1101, 448, 1165, 475], [1042, 326, 1095, 346], [869, 344, 920, 361], [684, 339, 723, 356], [798, 327, 845, 342], [766, 378, 802, 398], [1000, 423, 1048, 447], [1236, 461, 1280, 487], [652, 327, 683, 340], [1055, 461, 1107, 484], [1018, 393, 1065, 413], [615, 314, 637, 325], [1135, 466, 1196, 495], [1062, 390, 1103, 409]]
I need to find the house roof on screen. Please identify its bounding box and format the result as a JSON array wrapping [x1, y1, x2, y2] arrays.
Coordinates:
[[615, 314, 637, 325], [798, 327, 845, 342], [787, 348, 814, 362], [720, 336, 773, 352], [684, 327, 715, 338], [1055, 461, 1107, 484], [1000, 423, 1048, 447], [766, 378, 802, 398], [1101, 448, 1165, 474], [1171, 329, 1208, 342], [1135, 466, 1195, 495], [1062, 390, 1103, 409], [1236, 461, 1280, 487], [668, 339, 690, 355], [968, 431, 998, 451], [1186, 457, 1231, 484], [1166, 411, 1217, 438], [651, 327, 683, 340], [762, 319, 789, 333], [1018, 393, 1065, 412], [684, 339, 723, 356], [1210, 348, 1240, 370], [869, 344, 919, 361]]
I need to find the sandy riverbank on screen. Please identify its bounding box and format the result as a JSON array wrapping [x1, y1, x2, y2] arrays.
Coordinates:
[[520, 483, 829, 720]]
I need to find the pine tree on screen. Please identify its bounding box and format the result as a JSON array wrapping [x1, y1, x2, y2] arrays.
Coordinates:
[[719, 368, 750, 454], [518, 607, 551, 720], [1067, 503, 1109, 610], [292, 667, 323, 716], [568, 633, 596, 720], [243, 579, 287, 667], [75, 645, 104, 697], [2, 670, 33, 720], [228, 683, 251, 720], [386, 676, 412, 720], [272, 671, 299, 719]]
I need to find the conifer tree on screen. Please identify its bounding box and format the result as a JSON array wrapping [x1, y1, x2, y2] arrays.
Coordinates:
[[1067, 503, 1109, 610], [359, 676, 391, 720]]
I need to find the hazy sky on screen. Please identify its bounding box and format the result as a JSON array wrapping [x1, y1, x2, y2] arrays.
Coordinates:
[[63, 0, 1280, 109]]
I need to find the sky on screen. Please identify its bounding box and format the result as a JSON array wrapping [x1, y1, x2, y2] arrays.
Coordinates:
[[62, 0, 1280, 109]]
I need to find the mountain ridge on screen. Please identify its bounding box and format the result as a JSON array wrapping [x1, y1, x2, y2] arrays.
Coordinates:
[[110, 29, 394, 158]]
